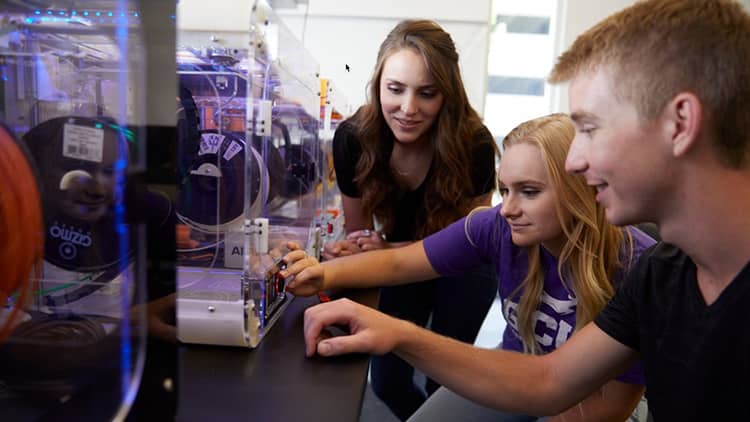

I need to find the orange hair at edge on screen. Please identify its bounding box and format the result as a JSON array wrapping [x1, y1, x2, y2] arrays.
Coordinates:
[[0, 125, 43, 342]]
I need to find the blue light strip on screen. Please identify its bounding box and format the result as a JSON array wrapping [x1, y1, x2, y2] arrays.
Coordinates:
[[113, 0, 135, 408], [28, 8, 141, 24]]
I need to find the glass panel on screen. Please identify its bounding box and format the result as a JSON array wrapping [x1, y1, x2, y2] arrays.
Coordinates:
[[0, 1, 148, 420], [175, 0, 321, 348], [318, 77, 351, 246]]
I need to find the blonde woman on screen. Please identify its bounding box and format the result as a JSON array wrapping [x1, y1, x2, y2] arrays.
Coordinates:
[[283, 114, 655, 421]]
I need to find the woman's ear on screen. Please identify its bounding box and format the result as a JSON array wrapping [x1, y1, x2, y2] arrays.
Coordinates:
[[666, 92, 703, 158]]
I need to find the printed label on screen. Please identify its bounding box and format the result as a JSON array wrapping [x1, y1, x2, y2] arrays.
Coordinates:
[[223, 140, 243, 161], [199, 133, 224, 155], [49, 222, 93, 262], [63, 124, 104, 162]]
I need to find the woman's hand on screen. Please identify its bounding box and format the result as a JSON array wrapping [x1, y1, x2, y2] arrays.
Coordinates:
[[282, 242, 326, 297], [346, 229, 389, 252], [322, 239, 362, 261]]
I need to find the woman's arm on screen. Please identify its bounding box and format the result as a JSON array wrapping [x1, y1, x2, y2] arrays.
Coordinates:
[[549, 379, 644, 422], [323, 194, 405, 258], [284, 240, 439, 296]]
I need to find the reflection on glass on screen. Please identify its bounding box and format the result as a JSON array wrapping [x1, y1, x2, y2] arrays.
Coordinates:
[[0, 2, 149, 420]]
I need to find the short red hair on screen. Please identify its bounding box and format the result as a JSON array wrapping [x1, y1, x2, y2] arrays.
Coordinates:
[[0, 124, 43, 341]]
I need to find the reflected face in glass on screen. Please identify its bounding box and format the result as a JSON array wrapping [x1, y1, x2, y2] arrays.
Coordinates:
[[379, 48, 444, 144], [498, 143, 567, 256], [55, 134, 120, 222]]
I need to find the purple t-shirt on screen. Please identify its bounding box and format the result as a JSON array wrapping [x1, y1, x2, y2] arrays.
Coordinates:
[[423, 205, 656, 385]]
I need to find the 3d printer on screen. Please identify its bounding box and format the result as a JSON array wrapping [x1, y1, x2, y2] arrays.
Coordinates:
[[175, 0, 324, 348]]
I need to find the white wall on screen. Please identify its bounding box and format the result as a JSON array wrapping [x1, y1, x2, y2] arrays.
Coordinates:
[[550, 0, 639, 113], [276, 0, 492, 116], [551, 0, 750, 112]]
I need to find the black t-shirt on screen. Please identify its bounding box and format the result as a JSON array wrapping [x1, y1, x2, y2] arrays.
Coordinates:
[[332, 120, 496, 242], [595, 242, 750, 421]]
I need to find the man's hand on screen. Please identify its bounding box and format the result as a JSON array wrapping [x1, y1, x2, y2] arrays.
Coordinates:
[[303, 298, 408, 357], [130, 293, 177, 342]]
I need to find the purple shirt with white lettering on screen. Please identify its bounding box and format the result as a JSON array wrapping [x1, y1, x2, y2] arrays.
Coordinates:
[[423, 206, 656, 384]]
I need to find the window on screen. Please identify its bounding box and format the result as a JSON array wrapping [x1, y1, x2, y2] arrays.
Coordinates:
[[484, 0, 559, 142]]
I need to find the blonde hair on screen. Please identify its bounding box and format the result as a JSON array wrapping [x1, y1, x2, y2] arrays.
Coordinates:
[[0, 125, 42, 342], [502, 114, 633, 354], [549, 0, 750, 168]]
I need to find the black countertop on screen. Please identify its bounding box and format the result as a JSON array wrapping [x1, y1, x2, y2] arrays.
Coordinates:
[[176, 290, 378, 422]]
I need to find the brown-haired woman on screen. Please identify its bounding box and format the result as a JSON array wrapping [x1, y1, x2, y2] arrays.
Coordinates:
[[324, 19, 498, 419]]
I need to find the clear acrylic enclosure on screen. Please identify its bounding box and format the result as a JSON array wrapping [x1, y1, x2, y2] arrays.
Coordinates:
[[319, 77, 352, 247], [0, 1, 151, 419], [175, 0, 323, 348]]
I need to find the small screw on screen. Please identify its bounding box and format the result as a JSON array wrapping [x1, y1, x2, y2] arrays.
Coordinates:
[[208, 305, 216, 313]]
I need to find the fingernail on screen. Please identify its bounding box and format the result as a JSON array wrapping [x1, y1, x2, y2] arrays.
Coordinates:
[[318, 342, 331, 355]]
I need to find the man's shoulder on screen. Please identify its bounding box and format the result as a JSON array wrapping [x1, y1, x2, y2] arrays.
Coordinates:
[[637, 241, 685, 265], [625, 242, 687, 286]]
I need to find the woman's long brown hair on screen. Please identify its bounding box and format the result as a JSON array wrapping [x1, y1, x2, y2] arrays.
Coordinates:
[[351, 20, 496, 238]]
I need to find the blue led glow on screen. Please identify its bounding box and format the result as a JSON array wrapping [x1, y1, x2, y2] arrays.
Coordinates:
[[25, 17, 33, 24], [95, 11, 101, 17], [108, 12, 113, 17], [71, 11, 77, 16], [47, 10, 53, 15], [83, 11, 89, 16], [59, 11, 65, 15], [34, 10, 41, 15], [134, 12, 139, 17]]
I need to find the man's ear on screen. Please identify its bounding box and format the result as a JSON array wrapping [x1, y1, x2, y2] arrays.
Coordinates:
[[666, 92, 702, 158]]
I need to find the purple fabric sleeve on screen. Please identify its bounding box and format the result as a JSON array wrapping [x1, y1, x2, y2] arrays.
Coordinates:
[[423, 207, 497, 276]]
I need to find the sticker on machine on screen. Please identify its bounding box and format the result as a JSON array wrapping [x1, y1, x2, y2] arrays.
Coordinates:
[[223, 140, 243, 161], [199, 133, 224, 155], [63, 123, 104, 162]]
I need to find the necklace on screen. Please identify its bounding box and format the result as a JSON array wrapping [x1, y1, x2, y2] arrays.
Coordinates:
[[390, 164, 411, 176], [390, 154, 429, 177]]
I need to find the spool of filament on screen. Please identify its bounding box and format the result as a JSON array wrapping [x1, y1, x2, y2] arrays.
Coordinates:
[[278, 143, 317, 198], [22, 116, 132, 273], [177, 130, 268, 233]]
